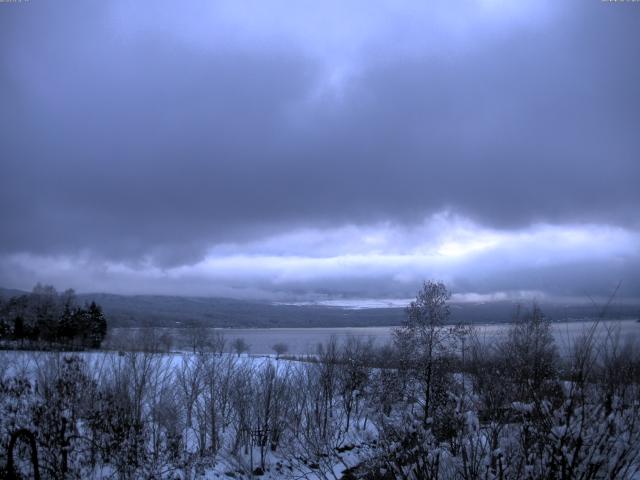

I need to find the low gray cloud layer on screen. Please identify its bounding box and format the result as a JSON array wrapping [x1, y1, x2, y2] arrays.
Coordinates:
[[1, 1, 639, 300]]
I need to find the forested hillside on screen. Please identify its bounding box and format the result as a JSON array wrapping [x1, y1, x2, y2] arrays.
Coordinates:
[[2, 287, 637, 329]]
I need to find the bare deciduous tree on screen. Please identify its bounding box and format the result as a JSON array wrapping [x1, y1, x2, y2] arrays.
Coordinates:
[[271, 342, 288, 358], [394, 280, 456, 427], [231, 338, 249, 357]]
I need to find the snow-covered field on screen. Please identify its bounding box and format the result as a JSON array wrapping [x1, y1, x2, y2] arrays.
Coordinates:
[[0, 349, 377, 479], [1, 318, 640, 479]]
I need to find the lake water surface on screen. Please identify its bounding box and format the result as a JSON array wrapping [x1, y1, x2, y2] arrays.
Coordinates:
[[108, 319, 640, 355]]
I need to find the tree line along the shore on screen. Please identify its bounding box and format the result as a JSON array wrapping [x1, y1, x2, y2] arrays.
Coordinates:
[[0, 284, 107, 349]]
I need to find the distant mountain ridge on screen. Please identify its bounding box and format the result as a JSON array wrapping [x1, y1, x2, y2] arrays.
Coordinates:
[[1, 287, 637, 328]]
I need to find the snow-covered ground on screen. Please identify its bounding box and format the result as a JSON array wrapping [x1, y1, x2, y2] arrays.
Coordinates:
[[1, 322, 640, 479]]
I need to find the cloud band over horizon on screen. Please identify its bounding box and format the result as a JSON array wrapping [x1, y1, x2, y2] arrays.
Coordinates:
[[1, 214, 638, 303]]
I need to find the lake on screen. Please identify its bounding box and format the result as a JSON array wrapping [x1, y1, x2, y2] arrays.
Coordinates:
[[106, 319, 640, 355]]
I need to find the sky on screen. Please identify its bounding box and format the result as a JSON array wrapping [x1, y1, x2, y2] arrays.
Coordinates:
[[1, 0, 639, 304]]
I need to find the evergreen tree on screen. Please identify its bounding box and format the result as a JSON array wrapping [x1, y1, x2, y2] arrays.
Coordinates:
[[13, 316, 25, 342], [72, 307, 91, 344], [87, 302, 107, 348], [58, 305, 77, 343]]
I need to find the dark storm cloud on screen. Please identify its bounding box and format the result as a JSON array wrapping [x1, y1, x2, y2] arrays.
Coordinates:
[[0, 0, 639, 299], [1, 0, 320, 264]]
